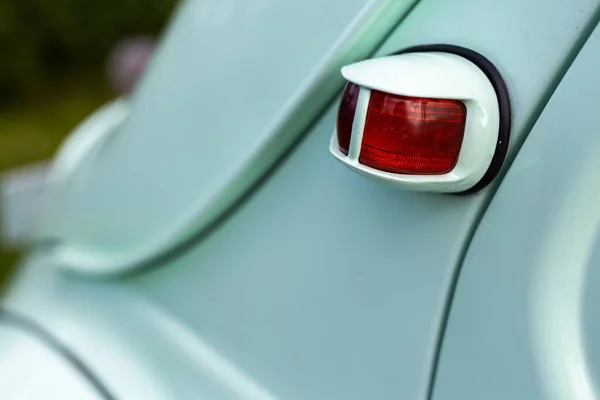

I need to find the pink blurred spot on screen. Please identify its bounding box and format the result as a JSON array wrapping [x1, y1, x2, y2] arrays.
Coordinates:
[[107, 37, 156, 94]]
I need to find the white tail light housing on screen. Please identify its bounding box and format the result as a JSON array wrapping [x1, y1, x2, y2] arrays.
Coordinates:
[[330, 45, 510, 193]]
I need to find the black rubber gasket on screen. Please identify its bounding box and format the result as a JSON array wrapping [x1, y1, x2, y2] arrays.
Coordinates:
[[393, 44, 511, 194]]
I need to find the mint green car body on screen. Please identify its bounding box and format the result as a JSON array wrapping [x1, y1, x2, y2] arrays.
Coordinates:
[[2, 0, 600, 399]]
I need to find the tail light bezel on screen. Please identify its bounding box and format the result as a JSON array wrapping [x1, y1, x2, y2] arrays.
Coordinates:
[[330, 47, 508, 193]]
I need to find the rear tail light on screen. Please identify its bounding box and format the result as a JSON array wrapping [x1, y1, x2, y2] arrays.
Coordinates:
[[336, 83, 360, 155], [330, 47, 509, 193], [358, 91, 466, 175]]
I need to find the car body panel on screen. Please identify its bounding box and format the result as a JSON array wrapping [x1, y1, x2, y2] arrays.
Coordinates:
[[2, 258, 279, 400], [131, 0, 599, 397], [42, 0, 418, 273], [433, 20, 600, 400], [2, 0, 600, 399], [0, 320, 103, 400]]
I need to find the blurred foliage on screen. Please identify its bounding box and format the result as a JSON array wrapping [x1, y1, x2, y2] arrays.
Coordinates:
[[0, 249, 19, 284], [0, 0, 177, 101], [0, 0, 178, 283], [0, 74, 112, 284], [0, 73, 112, 170]]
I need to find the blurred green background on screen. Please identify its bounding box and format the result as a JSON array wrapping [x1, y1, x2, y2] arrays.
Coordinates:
[[0, 0, 178, 283]]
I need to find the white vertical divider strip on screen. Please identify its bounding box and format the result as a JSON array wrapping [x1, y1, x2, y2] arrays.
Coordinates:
[[347, 87, 371, 162]]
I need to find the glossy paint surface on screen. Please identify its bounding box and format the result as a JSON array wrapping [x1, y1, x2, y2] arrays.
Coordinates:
[[434, 20, 600, 400], [131, 0, 600, 398], [2, 0, 600, 399], [0, 322, 102, 399], [45, 0, 416, 273]]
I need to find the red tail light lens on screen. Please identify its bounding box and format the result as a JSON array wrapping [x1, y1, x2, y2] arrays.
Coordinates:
[[358, 91, 466, 175], [336, 82, 360, 155]]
